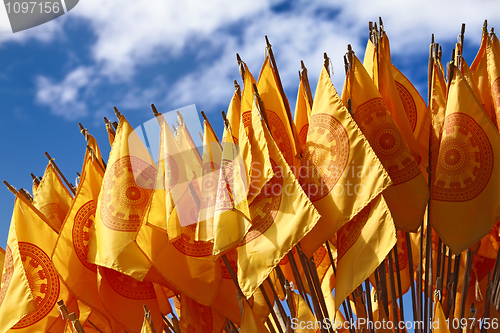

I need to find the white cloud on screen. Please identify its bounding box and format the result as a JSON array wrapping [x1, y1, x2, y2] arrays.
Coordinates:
[[35, 66, 94, 120], [11, 0, 500, 121]]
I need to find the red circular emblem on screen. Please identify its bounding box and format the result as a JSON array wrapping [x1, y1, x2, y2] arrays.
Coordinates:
[[337, 203, 371, 261], [432, 113, 493, 201], [72, 200, 97, 272], [14, 242, 60, 328], [0, 246, 13, 308], [299, 113, 350, 201], [100, 156, 156, 232], [395, 81, 417, 132], [39, 203, 66, 229], [100, 267, 156, 300], [355, 98, 421, 185], [240, 160, 282, 245]]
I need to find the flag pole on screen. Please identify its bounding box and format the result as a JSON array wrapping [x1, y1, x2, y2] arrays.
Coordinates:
[[392, 245, 405, 325], [459, 250, 473, 322], [300, 60, 314, 108], [44, 151, 76, 196], [296, 245, 329, 333], [287, 251, 312, 310], [259, 284, 285, 333], [481, 272, 492, 333], [387, 252, 400, 333]]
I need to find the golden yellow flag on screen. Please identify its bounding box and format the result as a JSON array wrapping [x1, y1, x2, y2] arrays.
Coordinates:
[[471, 29, 497, 126], [430, 56, 449, 176], [240, 62, 274, 203], [0, 194, 74, 332], [240, 299, 270, 333], [486, 30, 500, 130], [196, 119, 222, 242], [89, 114, 156, 281], [292, 292, 320, 333], [76, 301, 113, 333], [223, 83, 241, 143], [178, 294, 227, 333], [0, 247, 4, 281], [364, 35, 422, 164], [430, 65, 500, 254], [51, 139, 113, 325], [212, 125, 251, 256], [257, 56, 300, 170], [32, 162, 73, 231], [294, 68, 313, 147], [0, 205, 36, 332], [237, 97, 320, 298], [300, 65, 392, 256], [392, 62, 431, 177], [335, 194, 396, 309], [343, 54, 428, 232]]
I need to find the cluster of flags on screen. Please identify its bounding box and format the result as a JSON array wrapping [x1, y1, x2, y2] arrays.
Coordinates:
[[1, 18, 500, 333]]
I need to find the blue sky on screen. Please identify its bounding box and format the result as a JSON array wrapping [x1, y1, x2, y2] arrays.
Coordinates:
[[0, 0, 498, 270]]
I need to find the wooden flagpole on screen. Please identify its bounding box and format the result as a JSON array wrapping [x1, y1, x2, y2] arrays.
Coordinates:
[[44, 151, 76, 196]]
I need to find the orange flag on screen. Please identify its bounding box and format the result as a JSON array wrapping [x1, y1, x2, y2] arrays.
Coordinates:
[[240, 299, 270, 333], [364, 34, 422, 164], [32, 161, 73, 231], [0, 193, 75, 332], [486, 30, 500, 130], [300, 64, 392, 256], [343, 53, 429, 233], [51, 137, 114, 327], [471, 28, 497, 126], [177, 294, 227, 333], [430, 64, 500, 254]]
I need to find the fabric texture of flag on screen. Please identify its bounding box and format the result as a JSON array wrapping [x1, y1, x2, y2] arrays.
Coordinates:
[[343, 53, 428, 233], [430, 65, 500, 254], [300, 65, 391, 256]]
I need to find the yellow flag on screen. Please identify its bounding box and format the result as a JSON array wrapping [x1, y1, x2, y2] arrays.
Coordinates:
[[392, 62, 431, 177], [364, 35, 422, 164], [240, 62, 274, 203], [258, 56, 301, 170], [486, 31, 500, 130], [292, 292, 319, 333], [212, 126, 251, 256], [430, 66, 500, 254], [300, 65, 391, 256], [237, 97, 320, 298], [430, 56, 449, 176], [0, 247, 4, 281], [97, 266, 163, 332], [196, 119, 222, 242], [223, 83, 241, 143], [32, 162, 73, 231], [294, 68, 313, 147], [240, 299, 270, 333], [0, 194, 74, 331], [89, 115, 156, 280], [76, 301, 113, 333], [51, 139, 112, 325], [0, 205, 36, 332], [178, 294, 227, 333], [471, 29, 497, 126], [343, 54, 429, 232], [335, 195, 396, 309]]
